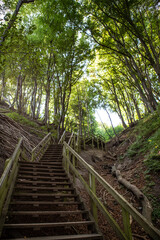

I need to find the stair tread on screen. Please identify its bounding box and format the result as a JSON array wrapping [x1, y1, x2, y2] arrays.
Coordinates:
[[10, 201, 82, 205], [15, 186, 74, 191], [18, 171, 65, 175], [19, 161, 62, 165], [13, 192, 77, 197], [4, 221, 94, 228], [9, 210, 87, 215], [16, 180, 71, 185], [17, 175, 68, 180], [19, 166, 63, 170]]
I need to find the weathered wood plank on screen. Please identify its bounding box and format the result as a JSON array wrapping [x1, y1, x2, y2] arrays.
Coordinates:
[[4, 221, 94, 228]]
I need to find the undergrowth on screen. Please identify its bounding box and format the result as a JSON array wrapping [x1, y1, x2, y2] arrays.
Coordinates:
[[127, 106, 160, 222], [127, 108, 160, 173], [5, 112, 58, 139], [5, 112, 48, 138]]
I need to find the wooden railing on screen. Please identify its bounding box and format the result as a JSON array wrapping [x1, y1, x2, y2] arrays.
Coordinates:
[[31, 132, 52, 161], [0, 132, 53, 235], [0, 138, 24, 234], [58, 130, 66, 144], [63, 141, 160, 240]]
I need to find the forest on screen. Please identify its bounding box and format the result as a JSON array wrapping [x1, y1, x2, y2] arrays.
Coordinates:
[[0, 0, 160, 139], [1, 1, 160, 240]]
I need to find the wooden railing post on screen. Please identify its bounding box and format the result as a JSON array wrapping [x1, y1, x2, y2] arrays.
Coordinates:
[[89, 171, 98, 223], [66, 149, 70, 174], [122, 207, 132, 240], [72, 155, 76, 184], [62, 145, 67, 170]]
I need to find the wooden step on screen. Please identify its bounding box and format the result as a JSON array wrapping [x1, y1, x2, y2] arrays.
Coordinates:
[[9, 210, 88, 216], [19, 166, 64, 170], [1, 233, 103, 240], [16, 179, 71, 186], [18, 169, 65, 174], [41, 157, 62, 163], [4, 221, 94, 228], [18, 170, 65, 175], [10, 201, 83, 206], [19, 161, 62, 166], [13, 193, 77, 198], [17, 175, 68, 181], [15, 186, 74, 192]]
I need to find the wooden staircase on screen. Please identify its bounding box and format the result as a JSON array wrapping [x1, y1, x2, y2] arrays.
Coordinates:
[[1, 144, 103, 240]]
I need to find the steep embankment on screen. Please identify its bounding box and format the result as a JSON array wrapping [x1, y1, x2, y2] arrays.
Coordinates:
[[0, 103, 160, 238], [0, 105, 47, 177], [79, 110, 160, 232]]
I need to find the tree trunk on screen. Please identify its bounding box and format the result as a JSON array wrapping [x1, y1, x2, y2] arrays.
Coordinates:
[[44, 88, 50, 125], [105, 108, 119, 142], [111, 79, 127, 128], [31, 78, 37, 119], [0, 71, 6, 102], [131, 94, 141, 120], [18, 75, 24, 113], [36, 86, 42, 119]]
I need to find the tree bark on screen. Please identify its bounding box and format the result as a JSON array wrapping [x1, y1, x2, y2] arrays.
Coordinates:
[[31, 78, 37, 119], [112, 166, 152, 222], [0, 71, 6, 102], [111, 78, 127, 128]]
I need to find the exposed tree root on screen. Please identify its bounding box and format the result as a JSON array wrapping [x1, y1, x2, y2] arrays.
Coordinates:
[[112, 165, 153, 222]]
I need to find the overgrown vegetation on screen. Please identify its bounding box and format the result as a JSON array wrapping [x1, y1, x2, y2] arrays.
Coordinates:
[[5, 112, 48, 138], [127, 107, 160, 173], [96, 124, 124, 141], [126, 106, 160, 222]]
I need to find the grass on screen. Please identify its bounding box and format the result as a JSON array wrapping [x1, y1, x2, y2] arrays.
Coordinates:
[[6, 112, 39, 128], [5, 112, 48, 138], [5, 112, 58, 139], [126, 106, 160, 223], [127, 108, 160, 173]]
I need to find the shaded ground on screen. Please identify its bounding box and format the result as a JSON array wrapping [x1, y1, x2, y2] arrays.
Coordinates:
[[0, 105, 46, 177], [74, 128, 160, 240], [0, 104, 160, 239]]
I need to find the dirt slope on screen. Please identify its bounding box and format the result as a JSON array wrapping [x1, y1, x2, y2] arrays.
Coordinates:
[[0, 111, 46, 177], [76, 127, 160, 239]]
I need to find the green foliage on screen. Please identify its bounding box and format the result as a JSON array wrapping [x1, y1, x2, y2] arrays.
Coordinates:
[[6, 112, 38, 128], [95, 124, 124, 141], [127, 108, 160, 173]]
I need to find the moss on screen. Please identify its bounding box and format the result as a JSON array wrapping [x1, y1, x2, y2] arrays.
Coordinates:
[[127, 109, 160, 173]]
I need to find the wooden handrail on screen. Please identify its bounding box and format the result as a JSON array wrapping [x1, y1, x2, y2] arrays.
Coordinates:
[[68, 132, 74, 146], [0, 138, 23, 189], [58, 130, 66, 144], [32, 132, 51, 153], [0, 137, 23, 236], [63, 141, 160, 240], [0, 132, 53, 236], [31, 132, 51, 161]]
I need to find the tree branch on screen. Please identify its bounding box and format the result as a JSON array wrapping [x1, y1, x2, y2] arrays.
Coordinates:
[[0, 0, 35, 46]]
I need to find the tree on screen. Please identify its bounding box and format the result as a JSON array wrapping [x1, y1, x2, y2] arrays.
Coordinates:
[[0, 0, 35, 46]]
